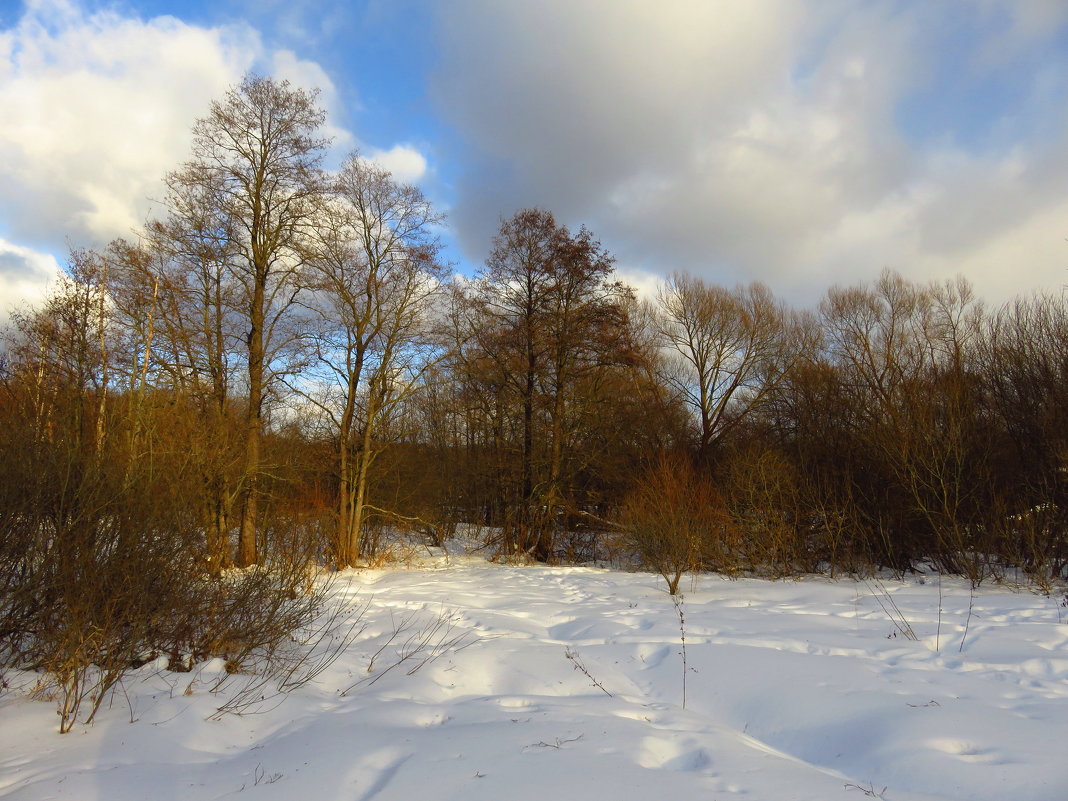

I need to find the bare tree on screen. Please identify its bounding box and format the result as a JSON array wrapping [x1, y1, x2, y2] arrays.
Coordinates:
[[820, 270, 992, 579], [301, 154, 446, 566], [106, 214, 244, 571], [655, 274, 793, 460], [166, 75, 329, 566], [980, 293, 1068, 584], [458, 209, 633, 560]]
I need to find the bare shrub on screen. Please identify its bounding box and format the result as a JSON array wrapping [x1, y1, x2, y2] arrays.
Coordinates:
[[207, 591, 367, 719], [620, 455, 732, 594], [0, 364, 332, 732]]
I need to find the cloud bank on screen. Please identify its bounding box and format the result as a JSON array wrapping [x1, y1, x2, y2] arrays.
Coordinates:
[[2, 0, 1066, 317], [432, 0, 1068, 305]]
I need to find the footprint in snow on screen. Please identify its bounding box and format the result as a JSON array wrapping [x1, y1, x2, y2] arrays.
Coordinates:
[[637, 735, 714, 772], [929, 739, 1007, 764], [496, 696, 537, 710], [637, 644, 671, 668]]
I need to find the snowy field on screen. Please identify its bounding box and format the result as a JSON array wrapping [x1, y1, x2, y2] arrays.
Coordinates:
[[2, 550, 1067, 801]]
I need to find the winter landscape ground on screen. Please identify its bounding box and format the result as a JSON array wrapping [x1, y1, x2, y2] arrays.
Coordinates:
[[1, 543, 1066, 801]]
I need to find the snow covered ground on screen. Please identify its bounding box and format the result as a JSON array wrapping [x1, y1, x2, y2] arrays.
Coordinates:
[[2, 549, 1066, 801]]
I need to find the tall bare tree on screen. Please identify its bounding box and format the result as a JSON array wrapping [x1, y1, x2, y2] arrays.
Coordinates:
[[458, 209, 632, 560], [302, 154, 445, 566], [166, 75, 328, 566], [109, 189, 244, 571]]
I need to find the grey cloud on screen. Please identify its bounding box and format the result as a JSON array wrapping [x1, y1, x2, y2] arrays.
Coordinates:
[[0, 249, 44, 279], [0, 239, 60, 321], [431, 0, 1068, 306]]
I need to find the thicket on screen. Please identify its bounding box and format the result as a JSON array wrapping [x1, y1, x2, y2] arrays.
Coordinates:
[[3, 73, 1067, 726], [0, 270, 329, 731]]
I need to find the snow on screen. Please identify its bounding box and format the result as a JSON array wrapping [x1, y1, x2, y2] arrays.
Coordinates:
[[2, 550, 1067, 801]]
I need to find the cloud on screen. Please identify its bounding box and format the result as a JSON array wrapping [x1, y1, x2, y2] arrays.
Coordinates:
[[0, 1, 258, 245], [0, 0, 351, 314], [970, 0, 1068, 62], [0, 237, 60, 321], [432, 0, 1068, 306], [367, 144, 429, 183], [232, 0, 354, 50]]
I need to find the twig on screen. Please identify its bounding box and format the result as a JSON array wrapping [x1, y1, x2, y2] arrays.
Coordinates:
[[959, 585, 975, 653], [252, 763, 283, 786], [935, 571, 943, 651], [673, 594, 687, 709], [116, 676, 138, 723], [343, 606, 476, 694], [564, 647, 612, 697], [844, 781, 887, 798], [365, 608, 417, 674], [528, 734, 583, 750], [865, 579, 917, 641]]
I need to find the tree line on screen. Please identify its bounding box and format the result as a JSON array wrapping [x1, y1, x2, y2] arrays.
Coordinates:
[[3, 75, 1067, 602]]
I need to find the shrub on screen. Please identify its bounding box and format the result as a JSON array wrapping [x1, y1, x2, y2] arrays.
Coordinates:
[[620, 454, 731, 594]]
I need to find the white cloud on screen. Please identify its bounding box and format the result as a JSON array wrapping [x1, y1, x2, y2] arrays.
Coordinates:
[[367, 144, 429, 184], [0, 1, 359, 310], [270, 48, 355, 155], [613, 266, 661, 302], [0, 1, 259, 246]]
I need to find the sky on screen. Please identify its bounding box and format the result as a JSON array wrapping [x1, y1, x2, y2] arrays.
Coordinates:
[[2, 0, 1068, 317]]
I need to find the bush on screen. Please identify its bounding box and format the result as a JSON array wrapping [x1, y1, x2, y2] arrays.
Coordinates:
[[620, 455, 732, 594], [0, 374, 327, 732]]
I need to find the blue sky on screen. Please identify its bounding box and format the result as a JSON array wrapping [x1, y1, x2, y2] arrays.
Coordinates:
[[2, 0, 1068, 315]]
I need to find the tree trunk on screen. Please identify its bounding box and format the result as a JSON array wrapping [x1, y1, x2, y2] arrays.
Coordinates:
[[337, 449, 352, 568], [535, 384, 566, 562], [520, 333, 536, 554], [237, 280, 265, 567]]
